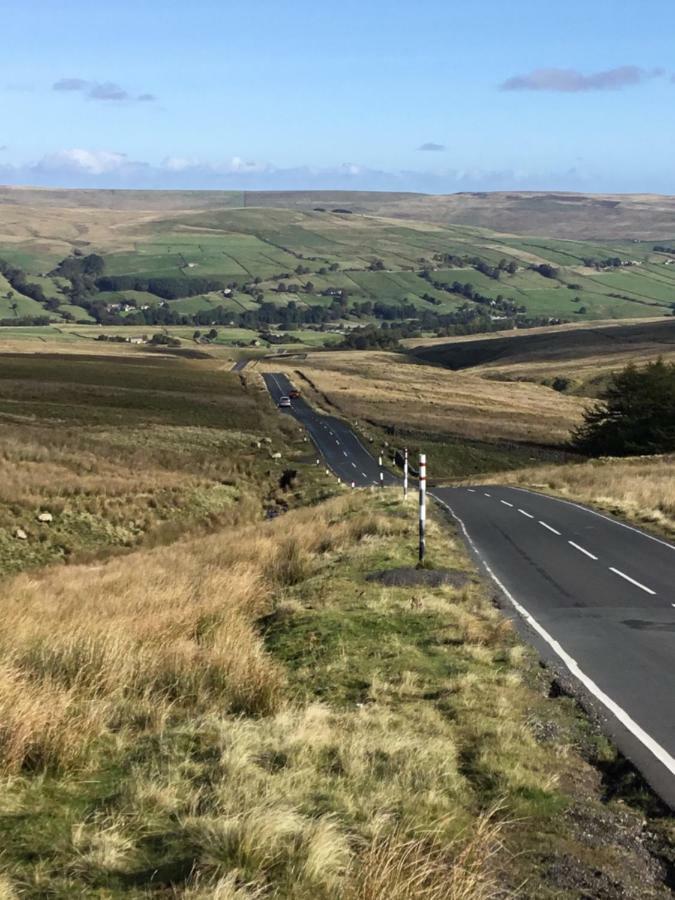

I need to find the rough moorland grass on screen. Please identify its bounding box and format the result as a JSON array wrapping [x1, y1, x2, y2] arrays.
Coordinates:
[[0, 350, 334, 575], [257, 351, 585, 447], [483, 454, 675, 538], [0, 491, 671, 897]]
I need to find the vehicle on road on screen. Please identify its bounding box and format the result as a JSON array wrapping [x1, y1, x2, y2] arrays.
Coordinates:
[[278, 396, 292, 408]]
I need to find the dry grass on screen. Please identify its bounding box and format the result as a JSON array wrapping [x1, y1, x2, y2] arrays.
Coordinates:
[[0, 491, 669, 897], [488, 454, 675, 536], [0, 493, 521, 896], [258, 352, 585, 445], [349, 811, 505, 900], [0, 495, 408, 773]]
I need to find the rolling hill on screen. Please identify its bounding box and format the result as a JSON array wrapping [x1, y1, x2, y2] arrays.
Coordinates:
[[0, 189, 673, 335]]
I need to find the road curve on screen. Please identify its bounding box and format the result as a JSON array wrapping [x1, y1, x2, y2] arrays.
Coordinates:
[[263, 371, 675, 807]]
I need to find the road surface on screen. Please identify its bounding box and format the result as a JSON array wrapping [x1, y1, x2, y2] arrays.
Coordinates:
[[263, 372, 675, 807], [434, 485, 675, 808], [263, 372, 398, 487]]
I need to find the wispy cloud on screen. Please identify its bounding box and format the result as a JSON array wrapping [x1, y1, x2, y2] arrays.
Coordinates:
[[53, 77, 89, 92], [52, 78, 157, 103], [0, 147, 603, 193], [418, 142, 446, 152], [501, 65, 664, 92]]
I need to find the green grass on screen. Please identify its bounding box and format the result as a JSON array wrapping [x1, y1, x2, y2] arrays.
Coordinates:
[[2, 206, 675, 331]]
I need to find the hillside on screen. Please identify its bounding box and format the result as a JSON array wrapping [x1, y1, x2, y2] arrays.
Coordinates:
[[410, 318, 675, 395], [0, 340, 672, 897], [0, 194, 674, 340], [2, 186, 675, 239]]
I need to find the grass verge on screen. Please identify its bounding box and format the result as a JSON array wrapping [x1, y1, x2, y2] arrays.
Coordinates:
[[0, 490, 671, 897]]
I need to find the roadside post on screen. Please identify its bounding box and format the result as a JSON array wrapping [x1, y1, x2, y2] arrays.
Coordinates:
[[378, 452, 384, 488], [418, 453, 426, 563], [403, 447, 409, 500]]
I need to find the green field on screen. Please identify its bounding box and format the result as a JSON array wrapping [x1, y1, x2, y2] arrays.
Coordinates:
[[1, 202, 674, 338]]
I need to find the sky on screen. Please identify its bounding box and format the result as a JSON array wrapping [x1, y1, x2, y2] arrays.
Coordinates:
[[1, 0, 675, 193]]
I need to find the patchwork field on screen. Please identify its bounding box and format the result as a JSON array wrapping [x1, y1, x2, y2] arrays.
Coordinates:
[[0, 190, 674, 340]]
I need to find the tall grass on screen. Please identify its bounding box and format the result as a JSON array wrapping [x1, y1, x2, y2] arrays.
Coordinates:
[[260, 352, 585, 445]]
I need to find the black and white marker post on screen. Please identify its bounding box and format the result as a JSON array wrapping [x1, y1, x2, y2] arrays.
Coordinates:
[[378, 451, 384, 488], [418, 452, 426, 563], [403, 447, 409, 500]]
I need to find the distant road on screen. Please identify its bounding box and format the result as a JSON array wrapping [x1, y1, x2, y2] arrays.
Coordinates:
[[263, 371, 675, 807], [230, 358, 249, 372], [263, 372, 397, 487]]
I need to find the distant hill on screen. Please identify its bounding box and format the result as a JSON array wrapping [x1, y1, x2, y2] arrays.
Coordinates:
[[2, 186, 675, 239], [0, 191, 674, 331], [411, 318, 675, 381]]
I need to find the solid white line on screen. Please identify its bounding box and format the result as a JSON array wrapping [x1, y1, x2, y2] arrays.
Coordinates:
[[433, 496, 675, 780], [568, 541, 598, 560], [539, 521, 561, 536], [609, 567, 656, 596], [508, 487, 675, 553], [518, 509, 534, 519], [500, 500, 514, 507]]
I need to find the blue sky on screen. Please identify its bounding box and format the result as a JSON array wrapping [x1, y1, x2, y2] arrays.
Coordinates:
[[1, 0, 675, 192]]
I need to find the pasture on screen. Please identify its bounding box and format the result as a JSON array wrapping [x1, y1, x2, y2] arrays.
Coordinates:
[[1, 199, 675, 333]]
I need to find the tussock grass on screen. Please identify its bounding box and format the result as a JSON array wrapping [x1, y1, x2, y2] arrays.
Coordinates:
[[349, 811, 505, 900], [0, 491, 669, 897], [260, 351, 585, 446]]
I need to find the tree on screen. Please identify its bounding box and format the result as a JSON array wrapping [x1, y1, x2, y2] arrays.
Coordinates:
[[572, 359, 675, 456]]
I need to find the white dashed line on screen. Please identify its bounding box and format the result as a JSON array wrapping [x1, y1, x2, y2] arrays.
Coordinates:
[[518, 509, 534, 519], [568, 541, 598, 560], [500, 500, 514, 507], [435, 497, 675, 782], [343, 451, 348, 457], [335, 440, 340, 446], [539, 521, 561, 536], [484, 492, 491, 497], [362, 472, 368, 478], [351, 462, 357, 468], [609, 567, 656, 595], [467, 488, 476, 493]]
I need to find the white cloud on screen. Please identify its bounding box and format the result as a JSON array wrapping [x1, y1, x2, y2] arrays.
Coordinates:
[[0, 148, 624, 193], [34, 148, 131, 176]]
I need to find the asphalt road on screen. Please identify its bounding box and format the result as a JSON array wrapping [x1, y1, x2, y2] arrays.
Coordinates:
[[434, 485, 675, 808], [263, 372, 675, 807], [263, 372, 398, 487]]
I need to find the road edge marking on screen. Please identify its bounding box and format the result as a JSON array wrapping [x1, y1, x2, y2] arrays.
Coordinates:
[[432, 494, 675, 780]]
